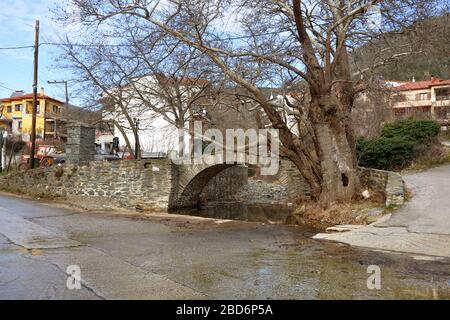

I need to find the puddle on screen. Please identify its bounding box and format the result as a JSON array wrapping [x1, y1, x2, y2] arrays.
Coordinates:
[[166, 202, 450, 299], [171, 201, 294, 224]]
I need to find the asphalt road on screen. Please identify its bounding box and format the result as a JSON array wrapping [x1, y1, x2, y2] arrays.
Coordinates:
[[315, 164, 450, 258], [379, 164, 450, 234], [0, 193, 449, 299]]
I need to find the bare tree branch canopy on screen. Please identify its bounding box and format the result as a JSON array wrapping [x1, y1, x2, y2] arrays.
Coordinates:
[[56, 0, 446, 206]]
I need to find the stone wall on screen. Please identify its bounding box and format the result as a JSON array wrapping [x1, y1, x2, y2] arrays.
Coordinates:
[[200, 166, 248, 202], [358, 167, 389, 191], [0, 160, 173, 210], [66, 124, 96, 165], [233, 181, 288, 204], [278, 159, 311, 200], [0, 155, 405, 211], [358, 167, 405, 207], [385, 172, 405, 207], [0, 160, 249, 210], [233, 165, 405, 208]]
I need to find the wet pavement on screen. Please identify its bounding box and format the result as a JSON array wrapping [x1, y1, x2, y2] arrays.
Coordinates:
[[0, 193, 449, 299]]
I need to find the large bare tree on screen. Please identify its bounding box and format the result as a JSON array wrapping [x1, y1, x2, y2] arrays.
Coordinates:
[[57, 14, 224, 158], [58, 0, 442, 206]]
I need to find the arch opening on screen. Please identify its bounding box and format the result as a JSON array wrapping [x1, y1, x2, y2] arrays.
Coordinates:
[[174, 163, 248, 209]]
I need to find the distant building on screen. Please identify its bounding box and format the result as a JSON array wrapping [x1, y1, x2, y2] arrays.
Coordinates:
[[391, 77, 450, 121], [0, 88, 66, 141], [101, 74, 212, 155]]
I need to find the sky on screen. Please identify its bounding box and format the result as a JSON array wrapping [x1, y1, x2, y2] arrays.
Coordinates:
[[0, 0, 72, 103], [0, 0, 244, 107]]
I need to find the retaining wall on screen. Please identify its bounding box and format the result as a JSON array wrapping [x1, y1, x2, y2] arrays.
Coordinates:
[[0, 159, 405, 210]]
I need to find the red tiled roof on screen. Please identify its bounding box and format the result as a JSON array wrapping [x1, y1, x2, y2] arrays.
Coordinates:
[[0, 93, 63, 104], [394, 77, 450, 91]]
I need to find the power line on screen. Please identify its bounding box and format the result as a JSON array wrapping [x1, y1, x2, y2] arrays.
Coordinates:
[[0, 83, 15, 91], [0, 45, 34, 50], [0, 30, 291, 50]]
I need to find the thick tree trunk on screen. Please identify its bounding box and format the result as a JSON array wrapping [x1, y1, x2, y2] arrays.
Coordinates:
[[308, 92, 361, 206], [313, 122, 360, 206]]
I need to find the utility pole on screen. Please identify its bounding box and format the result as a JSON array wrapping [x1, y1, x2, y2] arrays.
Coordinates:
[[47, 80, 69, 105], [134, 118, 140, 160], [47, 80, 69, 140], [30, 20, 39, 169]]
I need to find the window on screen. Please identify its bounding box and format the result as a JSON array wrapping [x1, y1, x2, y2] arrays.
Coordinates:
[[26, 103, 40, 114], [15, 104, 22, 112], [53, 105, 60, 113], [18, 121, 22, 130], [419, 93, 429, 101], [6, 105, 12, 113]]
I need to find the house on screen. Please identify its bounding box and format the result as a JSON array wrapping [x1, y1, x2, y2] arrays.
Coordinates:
[[391, 77, 450, 122], [0, 88, 66, 141], [100, 74, 213, 156]]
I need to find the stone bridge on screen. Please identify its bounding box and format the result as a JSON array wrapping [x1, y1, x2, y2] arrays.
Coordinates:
[[167, 158, 309, 209], [0, 124, 310, 210], [0, 157, 310, 211], [0, 124, 397, 211], [170, 162, 246, 209]]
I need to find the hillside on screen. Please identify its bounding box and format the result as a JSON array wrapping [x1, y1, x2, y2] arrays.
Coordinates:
[[352, 14, 450, 81]]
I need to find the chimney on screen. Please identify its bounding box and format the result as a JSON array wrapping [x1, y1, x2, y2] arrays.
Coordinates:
[[40, 87, 44, 97], [412, 76, 416, 83]]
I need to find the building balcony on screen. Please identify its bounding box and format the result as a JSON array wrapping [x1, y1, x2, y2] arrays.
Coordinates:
[[432, 100, 450, 108], [45, 113, 65, 120], [392, 100, 431, 109]]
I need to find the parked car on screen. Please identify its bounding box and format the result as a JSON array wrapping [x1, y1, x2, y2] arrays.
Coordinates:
[[19, 145, 65, 170], [94, 149, 120, 161]]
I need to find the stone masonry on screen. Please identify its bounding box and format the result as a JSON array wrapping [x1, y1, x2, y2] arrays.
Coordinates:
[[0, 160, 250, 210], [0, 122, 404, 210], [0, 123, 404, 211], [0, 161, 404, 210], [65, 124, 96, 165], [0, 160, 172, 209], [358, 167, 405, 207]]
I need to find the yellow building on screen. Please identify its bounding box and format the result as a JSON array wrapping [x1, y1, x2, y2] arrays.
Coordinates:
[[0, 88, 65, 141]]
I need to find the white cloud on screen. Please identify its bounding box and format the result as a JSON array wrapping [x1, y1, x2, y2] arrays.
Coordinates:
[[0, 0, 61, 46]]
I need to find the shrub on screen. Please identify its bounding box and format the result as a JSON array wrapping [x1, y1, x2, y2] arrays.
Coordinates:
[[357, 118, 441, 171], [381, 118, 440, 143]]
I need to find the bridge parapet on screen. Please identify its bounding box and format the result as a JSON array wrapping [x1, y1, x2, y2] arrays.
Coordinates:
[[0, 155, 311, 210]]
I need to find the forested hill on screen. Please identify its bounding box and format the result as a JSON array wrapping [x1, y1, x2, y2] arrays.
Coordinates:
[[352, 14, 450, 81]]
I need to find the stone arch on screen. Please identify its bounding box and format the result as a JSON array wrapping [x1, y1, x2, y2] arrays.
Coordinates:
[[172, 163, 248, 209], [168, 159, 310, 210]]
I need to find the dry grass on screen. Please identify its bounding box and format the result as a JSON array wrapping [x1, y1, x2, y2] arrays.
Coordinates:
[[405, 141, 450, 172], [290, 191, 385, 230]]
